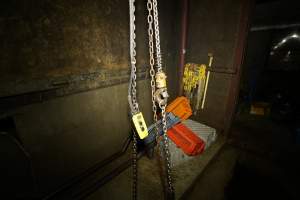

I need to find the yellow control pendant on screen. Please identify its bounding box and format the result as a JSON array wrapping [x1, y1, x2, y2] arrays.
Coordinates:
[[132, 112, 149, 139]]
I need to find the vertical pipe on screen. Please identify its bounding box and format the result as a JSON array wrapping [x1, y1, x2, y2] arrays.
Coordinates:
[[178, 0, 189, 96]]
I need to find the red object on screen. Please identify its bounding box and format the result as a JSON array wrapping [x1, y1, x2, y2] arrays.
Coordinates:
[[167, 123, 205, 156]]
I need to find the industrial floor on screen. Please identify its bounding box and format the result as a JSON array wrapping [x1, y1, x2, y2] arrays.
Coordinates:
[[180, 112, 299, 200], [83, 112, 299, 200], [86, 136, 226, 200], [182, 146, 296, 200]]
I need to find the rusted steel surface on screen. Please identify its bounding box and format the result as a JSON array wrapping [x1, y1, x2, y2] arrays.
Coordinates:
[[0, 1, 181, 197], [186, 0, 245, 130], [192, 72, 232, 131], [186, 0, 242, 72], [0, 0, 150, 97], [178, 0, 189, 96], [0, 68, 147, 112], [0, 0, 180, 100]]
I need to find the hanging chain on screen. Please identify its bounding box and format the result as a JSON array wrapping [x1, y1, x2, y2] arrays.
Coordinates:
[[146, 0, 159, 138], [130, 0, 174, 198], [128, 0, 138, 199], [132, 130, 138, 200], [152, 0, 162, 72], [161, 104, 174, 195], [129, 0, 139, 114], [151, 0, 174, 196]]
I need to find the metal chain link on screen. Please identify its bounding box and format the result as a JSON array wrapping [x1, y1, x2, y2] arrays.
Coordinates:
[[152, 0, 162, 72], [128, 0, 139, 199], [152, 0, 174, 196], [160, 104, 174, 194], [130, 0, 174, 198], [146, 0, 159, 138], [132, 130, 138, 200], [129, 0, 139, 114]]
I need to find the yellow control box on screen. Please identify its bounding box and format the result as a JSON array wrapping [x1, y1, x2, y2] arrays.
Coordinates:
[[132, 112, 149, 139]]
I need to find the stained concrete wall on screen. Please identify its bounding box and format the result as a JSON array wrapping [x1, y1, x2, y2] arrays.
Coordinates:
[[0, 0, 181, 197]]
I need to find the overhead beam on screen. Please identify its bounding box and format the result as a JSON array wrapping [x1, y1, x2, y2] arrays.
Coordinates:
[[251, 23, 300, 31]]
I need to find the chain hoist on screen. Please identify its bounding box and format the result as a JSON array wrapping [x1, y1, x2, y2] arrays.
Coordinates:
[[152, 0, 174, 198], [146, 0, 174, 198], [128, 0, 174, 199]]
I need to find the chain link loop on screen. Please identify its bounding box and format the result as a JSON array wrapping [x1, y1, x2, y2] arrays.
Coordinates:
[[129, 0, 139, 114], [146, 0, 159, 139], [152, 0, 162, 72], [152, 0, 174, 196], [160, 104, 174, 194], [129, 0, 174, 198], [132, 131, 138, 200], [128, 1, 139, 199]]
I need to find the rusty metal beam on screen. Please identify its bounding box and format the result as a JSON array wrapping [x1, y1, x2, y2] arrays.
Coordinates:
[[0, 68, 148, 114], [178, 0, 189, 96]]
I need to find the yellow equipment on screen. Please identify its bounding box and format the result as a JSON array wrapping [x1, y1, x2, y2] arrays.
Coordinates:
[[183, 63, 206, 111], [132, 112, 149, 139], [182, 54, 214, 114]]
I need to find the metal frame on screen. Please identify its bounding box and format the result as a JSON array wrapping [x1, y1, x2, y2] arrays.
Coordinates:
[[224, 0, 255, 134]]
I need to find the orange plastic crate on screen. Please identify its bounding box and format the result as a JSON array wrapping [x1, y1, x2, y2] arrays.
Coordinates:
[[167, 123, 205, 156], [166, 96, 192, 120]]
